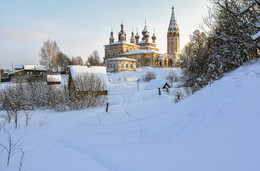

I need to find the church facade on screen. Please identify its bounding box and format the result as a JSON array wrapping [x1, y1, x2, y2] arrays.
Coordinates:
[[104, 7, 180, 72]]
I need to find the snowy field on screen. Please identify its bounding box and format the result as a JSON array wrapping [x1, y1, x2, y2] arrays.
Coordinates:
[[1, 63, 260, 171]]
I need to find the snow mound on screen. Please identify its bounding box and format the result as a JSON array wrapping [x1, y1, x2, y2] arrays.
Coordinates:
[[144, 79, 171, 90]]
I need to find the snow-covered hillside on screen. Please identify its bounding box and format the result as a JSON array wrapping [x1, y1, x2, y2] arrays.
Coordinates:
[[1, 61, 260, 171]]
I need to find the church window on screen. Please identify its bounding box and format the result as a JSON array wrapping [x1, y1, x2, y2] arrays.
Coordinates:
[[126, 64, 128, 68], [130, 64, 133, 69], [108, 54, 110, 58], [121, 64, 124, 68]]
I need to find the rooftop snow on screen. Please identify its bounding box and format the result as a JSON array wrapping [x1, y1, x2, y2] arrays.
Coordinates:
[[14, 64, 23, 70], [122, 49, 163, 55], [69, 65, 109, 89], [107, 57, 136, 62], [24, 65, 47, 71], [104, 42, 139, 47], [47, 75, 62, 82]]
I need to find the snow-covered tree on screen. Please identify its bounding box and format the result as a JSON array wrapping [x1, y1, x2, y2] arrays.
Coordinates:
[[181, 30, 213, 91], [205, 0, 259, 76]]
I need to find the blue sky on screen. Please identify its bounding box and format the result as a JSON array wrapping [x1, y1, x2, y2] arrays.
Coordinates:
[[0, 0, 210, 69]]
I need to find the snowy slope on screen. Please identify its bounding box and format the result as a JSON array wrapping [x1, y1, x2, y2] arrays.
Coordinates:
[[1, 62, 260, 171]]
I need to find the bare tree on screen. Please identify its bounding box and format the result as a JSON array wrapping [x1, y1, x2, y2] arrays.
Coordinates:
[[39, 39, 60, 72], [71, 56, 84, 65], [166, 70, 179, 83], [56, 52, 71, 72], [0, 131, 23, 166], [18, 148, 25, 171], [88, 51, 100, 66], [24, 111, 34, 127]]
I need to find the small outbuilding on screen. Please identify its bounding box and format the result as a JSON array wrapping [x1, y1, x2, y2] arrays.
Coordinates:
[[46, 75, 62, 85], [68, 65, 109, 95], [144, 79, 171, 90]]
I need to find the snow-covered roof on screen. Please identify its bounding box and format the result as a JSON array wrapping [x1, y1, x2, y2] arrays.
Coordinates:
[[137, 40, 157, 45], [47, 75, 62, 82], [69, 65, 109, 89], [104, 42, 139, 47], [158, 54, 169, 60], [122, 49, 163, 56], [138, 40, 146, 44], [107, 57, 136, 62], [8, 70, 24, 75], [14, 64, 23, 70], [144, 79, 171, 90], [24, 65, 47, 71]]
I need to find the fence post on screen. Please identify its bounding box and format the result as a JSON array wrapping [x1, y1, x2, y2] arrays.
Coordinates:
[[137, 78, 140, 91], [158, 88, 161, 96], [106, 102, 109, 113]]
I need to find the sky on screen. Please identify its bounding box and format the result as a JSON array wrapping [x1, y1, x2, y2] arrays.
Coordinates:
[[0, 0, 211, 69]]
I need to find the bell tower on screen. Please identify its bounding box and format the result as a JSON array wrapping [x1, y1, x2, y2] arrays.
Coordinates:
[[167, 6, 180, 66]]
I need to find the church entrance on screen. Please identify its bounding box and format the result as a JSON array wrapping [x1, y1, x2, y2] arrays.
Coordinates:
[[168, 59, 173, 67]]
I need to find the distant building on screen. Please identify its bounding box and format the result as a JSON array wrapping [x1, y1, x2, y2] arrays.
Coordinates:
[[106, 57, 136, 72], [167, 6, 181, 66], [8, 64, 47, 82], [104, 7, 181, 72]]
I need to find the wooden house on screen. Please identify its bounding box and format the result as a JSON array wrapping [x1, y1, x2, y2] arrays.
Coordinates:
[[8, 64, 47, 82], [68, 65, 109, 95]]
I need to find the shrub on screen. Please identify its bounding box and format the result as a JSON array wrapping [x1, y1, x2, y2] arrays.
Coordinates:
[[142, 71, 156, 82], [166, 70, 179, 83]]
